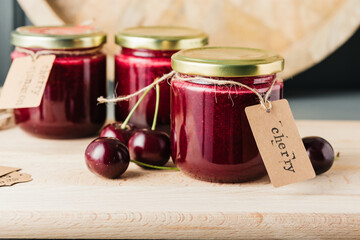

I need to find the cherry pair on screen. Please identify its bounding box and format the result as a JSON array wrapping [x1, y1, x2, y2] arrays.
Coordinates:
[[86, 84, 177, 179], [85, 131, 175, 179], [100, 122, 170, 167]]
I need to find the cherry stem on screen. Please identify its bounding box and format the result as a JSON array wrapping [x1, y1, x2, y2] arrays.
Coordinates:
[[121, 86, 153, 129], [334, 152, 340, 161], [130, 159, 180, 171], [151, 84, 160, 131]]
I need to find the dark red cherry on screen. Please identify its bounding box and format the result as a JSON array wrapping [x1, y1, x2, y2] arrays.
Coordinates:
[[302, 136, 335, 175], [100, 122, 135, 145], [128, 129, 170, 168], [85, 137, 130, 178]]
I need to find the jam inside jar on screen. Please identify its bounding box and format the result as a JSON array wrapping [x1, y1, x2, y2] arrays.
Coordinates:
[[115, 47, 177, 133], [114, 26, 208, 133], [170, 47, 285, 183], [11, 25, 107, 138]]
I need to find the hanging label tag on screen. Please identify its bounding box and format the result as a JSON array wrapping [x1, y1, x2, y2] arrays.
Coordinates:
[[0, 55, 55, 109], [245, 99, 316, 187], [0, 172, 32, 187], [0, 109, 14, 130]]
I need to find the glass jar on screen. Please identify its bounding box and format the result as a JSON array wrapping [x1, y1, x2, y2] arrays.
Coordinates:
[[114, 26, 208, 133], [11, 25, 107, 139], [171, 47, 284, 183]]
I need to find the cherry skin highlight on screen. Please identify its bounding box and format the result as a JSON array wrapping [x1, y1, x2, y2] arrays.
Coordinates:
[[85, 137, 130, 178], [302, 136, 335, 175], [100, 122, 135, 145], [128, 129, 170, 168]]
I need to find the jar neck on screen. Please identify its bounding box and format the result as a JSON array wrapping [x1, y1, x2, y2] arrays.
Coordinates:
[[176, 73, 277, 86], [14, 46, 103, 57], [121, 47, 178, 58]]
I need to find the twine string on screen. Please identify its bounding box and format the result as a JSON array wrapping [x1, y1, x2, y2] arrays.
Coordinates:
[[98, 71, 177, 103], [97, 71, 279, 112], [15, 46, 103, 61], [173, 74, 277, 112]]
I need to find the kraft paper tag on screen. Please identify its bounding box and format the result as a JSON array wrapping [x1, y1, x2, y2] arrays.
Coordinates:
[[0, 109, 14, 130], [0, 166, 20, 177], [0, 171, 32, 187], [245, 99, 316, 187], [0, 55, 55, 109]]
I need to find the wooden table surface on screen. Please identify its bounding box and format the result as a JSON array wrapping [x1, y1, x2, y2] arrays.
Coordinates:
[[0, 120, 359, 239]]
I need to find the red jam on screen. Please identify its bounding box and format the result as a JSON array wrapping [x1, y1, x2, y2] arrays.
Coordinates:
[[171, 74, 283, 183], [12, 49, 106, 138], [114, 48, 175, 133]]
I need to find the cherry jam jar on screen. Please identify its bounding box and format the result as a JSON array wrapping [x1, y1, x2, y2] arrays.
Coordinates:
[[11, 26, 107, 139], [171, 47, 284, 183], [114, 26, 208, 133]]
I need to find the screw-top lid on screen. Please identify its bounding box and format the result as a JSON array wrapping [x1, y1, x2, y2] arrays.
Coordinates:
[[115, 26, 208, 50], [11, 25, 106, 49], [171, 47, 284, 77]]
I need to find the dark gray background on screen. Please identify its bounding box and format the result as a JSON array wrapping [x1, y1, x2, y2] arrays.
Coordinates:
[[1, 1, 359, 120]]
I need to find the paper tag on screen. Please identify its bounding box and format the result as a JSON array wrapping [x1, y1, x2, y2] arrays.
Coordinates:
[[0, 172, 32, 187], [0, 55, 55, 109], [245, 99, 316, 187], [0, 166, 20, 177], [0, 109, 14, 130]]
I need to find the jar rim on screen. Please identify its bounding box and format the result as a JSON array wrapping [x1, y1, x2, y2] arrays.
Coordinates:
[[171, 47, 284, 77], [115, 26, 208, 50], [11, 25, 106, 49]]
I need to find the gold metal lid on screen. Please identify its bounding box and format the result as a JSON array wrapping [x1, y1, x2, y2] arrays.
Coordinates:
[[115, 26, 208, 50], [11, 25, 106, 49], [171, 47, 284, 77]]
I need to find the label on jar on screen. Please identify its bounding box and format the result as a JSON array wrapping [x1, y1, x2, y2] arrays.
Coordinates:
[[0, 55, 55, 109], [245, 99, 315, 187]]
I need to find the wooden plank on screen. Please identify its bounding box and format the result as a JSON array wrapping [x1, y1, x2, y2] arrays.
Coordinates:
[[0, 120, 359, 239]]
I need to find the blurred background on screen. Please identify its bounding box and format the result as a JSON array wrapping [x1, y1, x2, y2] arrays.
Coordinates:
[[0, 0, 359, 120]]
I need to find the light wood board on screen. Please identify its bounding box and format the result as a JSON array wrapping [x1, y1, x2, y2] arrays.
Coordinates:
[[17, 0, 360, 80], [0, 120, 359, 239]]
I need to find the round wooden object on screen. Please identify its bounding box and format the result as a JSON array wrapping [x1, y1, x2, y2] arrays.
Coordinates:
[[18, 0, 360, 80]]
